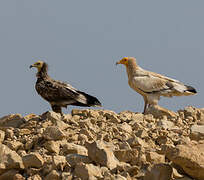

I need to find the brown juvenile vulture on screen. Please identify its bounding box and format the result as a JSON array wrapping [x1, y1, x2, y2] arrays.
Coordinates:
[[30, 61, 102, 114], [116, 57, 197, 114]]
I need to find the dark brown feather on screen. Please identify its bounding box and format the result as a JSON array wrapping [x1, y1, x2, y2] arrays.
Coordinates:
[[34, 62, 102, 113]]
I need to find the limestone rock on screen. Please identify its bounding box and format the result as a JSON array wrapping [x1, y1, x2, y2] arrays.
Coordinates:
[[118, 122, 132, 133], [61, 172, 72, 180], [127, 136, 149, 148], [0, 114, 25, 128], [13, 173, 25, 180], [5, 128, 14, 139], [157, 120, 175, 130], [146, 105, 177, 118], [182, 106, 199, 120], [5, 141, 23, 151], [42, 111, 68, 130], [0, 144, 24, 174], [163, 143, 204, 180], [23, 114, 40, 121], [61, 143, 88, 156], [174, 177, 193, 180], [0, 130, 5, 143], [66, 154, 91, 167], [132, 113, 144, 121], [1, 106, 204, 179], [45, 170, 60, 180], [74, 163, 102, 180], [190, 124, 204, 141], [86, 140, 119, 170], [19, 128, 32, 136], [27, 174, 42, 180], [135, 129, 148, 139], [0, 169, 19, 180], [22, 152, 44, 168], [144, 164, 173, 180], [145, 151, 165, 164], [115, 174, 127, 180], [44, 141, 60, 154], [52, 155, 67, 171], [114, 149, 139, 164], [43, 126, 65, 140]]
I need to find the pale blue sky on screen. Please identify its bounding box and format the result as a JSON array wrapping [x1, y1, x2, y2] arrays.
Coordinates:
[[0, 1, 203, 116]]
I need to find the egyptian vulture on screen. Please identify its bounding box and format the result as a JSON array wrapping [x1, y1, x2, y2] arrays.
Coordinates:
[[116, 57, 197, 113], [30, 61, 102, 114]]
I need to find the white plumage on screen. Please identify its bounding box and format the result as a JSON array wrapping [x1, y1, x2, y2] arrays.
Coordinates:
[[116, 57, 197, 113]]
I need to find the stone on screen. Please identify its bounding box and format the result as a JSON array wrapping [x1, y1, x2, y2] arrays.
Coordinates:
[[72, 109, 89, 117], [1, 107, 204, 179], [118, 122, 132, 133], [190, 125, 204, 141], [42, 111, 69, 130], [132, 113, 144, 121], [86, 140, 119, 170], [114, 149, 139, 164], [61, 172, 72, 180], [52, 155, 67, 171], [17, 150, 27, 157], [79, 129, 95, 141], [24, 114, 40, 121], [118, 111, 133, 122], [0, 130, 5, 143], [25, 140, 34, 150], [157, 120, 175, 130], [135, 129, 148, 139], [127, 136, 149, 148], [5, 141, 23, 151], [163, 143, 204, 180], [175, 177, 193, 180], [19, 129, 32, 136], [42, 111, 61, 121], [0, 114, 25, 128], [115, 174, 127, 180], [45, 170, 60, 180], [182, 106, 199, 120], [43, 126, 65, 140], [66, 154, 91, 167], [44, 141, 60, 154], [0, 169, 18, 180], [144, 164, 173, 180], [146, 105, 177, 118], [74, 163, 102, 180], [27, 174, 42, 180], [172, 167, 184, 179], [118, 142, 131, 150], [155, 135, 169, 145], [22, 152, 44, 168], [145, 151, 165, 164], [13, 173, 25, 180], [0, 144, 24, 174], [61, 143, 88, 156], [78, 134, 88, 143], [5, 128, 14, 139]]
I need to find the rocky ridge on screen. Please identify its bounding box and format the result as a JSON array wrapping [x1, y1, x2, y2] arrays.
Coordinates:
[[0, 106, 204, 180]]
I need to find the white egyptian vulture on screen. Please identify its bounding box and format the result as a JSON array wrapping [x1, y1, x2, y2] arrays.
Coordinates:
[[116, 57, 197, 113]]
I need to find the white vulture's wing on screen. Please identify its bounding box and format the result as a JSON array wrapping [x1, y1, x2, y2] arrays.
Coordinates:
[[131, 69, 193, 96]]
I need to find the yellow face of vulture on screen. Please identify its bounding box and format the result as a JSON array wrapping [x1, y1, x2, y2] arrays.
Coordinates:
[[30, 61, 44, 72], [116, 57, 129, 67]]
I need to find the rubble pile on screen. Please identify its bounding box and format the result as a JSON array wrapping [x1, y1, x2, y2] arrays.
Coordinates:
[[0, 106, 204, 180]]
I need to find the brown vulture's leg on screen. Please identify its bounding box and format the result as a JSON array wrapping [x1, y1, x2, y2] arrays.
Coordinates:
[[51, 105, 62, 115]]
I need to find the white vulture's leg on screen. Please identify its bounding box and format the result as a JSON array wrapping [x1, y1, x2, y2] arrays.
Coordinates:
[[143, 97, 148, 114]]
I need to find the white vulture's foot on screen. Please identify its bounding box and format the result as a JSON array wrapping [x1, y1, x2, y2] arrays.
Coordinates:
[[145, 105, 177, 118]]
